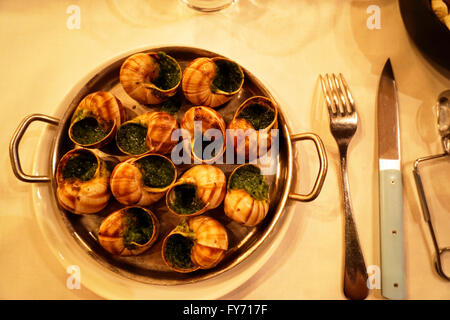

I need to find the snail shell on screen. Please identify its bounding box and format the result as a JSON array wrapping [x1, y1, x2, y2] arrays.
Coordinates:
[[110, 154, 177, 206], [182, 57, 244, 108], [161, 216, 228, 272], [180, 106, 226, 163], [227, 96, 278, 161], [120, 52, 181, 105], [146, 111, 179, 155], [56, 148, 111, 215], [166, 165, 226, 217], [98, 206, 159, 256], [116, 111, 179, 156], [224, 164, 270, 227], [68, 91, 126, 148]]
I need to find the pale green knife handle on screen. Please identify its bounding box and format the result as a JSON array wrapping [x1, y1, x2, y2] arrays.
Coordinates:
[[379, 169, 406, 299]]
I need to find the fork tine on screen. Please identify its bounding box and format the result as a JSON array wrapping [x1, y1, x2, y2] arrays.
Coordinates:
[[319, 75, 336, 115], [332, 73, 349, 115], [339, 73, 355, 113], [326, 74, 343, 115]]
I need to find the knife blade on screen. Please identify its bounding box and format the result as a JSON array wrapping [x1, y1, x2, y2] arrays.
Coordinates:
[[377, 58, 406, 300]]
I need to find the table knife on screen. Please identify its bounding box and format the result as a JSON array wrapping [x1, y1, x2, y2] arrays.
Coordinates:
[[377, 58, 406, 300]]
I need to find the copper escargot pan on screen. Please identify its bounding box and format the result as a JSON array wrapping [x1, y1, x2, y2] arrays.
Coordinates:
[[10, 46, 328, 285]]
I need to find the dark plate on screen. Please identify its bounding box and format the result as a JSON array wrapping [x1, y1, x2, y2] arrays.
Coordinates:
[[399, 0, 450, 71]]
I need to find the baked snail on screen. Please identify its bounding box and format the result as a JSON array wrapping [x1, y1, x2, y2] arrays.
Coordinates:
[[161, 216, 228, 272], [227, 96, 278, 160], [180, 106, 226, 163], [224, 164, 270, 227], [120, 51, 181, 105], [68, 91, 126, 148], [56, 148, 111, 214], [116, 111, 179, 156], [110, 154, 177, 206], [431, 0, 448, 18], [182, 57, 244, 108], [431, 0, 450, 29], [166, 165, 226, 217], [98, 206, 159, 256]]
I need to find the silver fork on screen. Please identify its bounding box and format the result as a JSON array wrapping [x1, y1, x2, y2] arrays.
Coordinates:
[[320, 73, 369, 300]]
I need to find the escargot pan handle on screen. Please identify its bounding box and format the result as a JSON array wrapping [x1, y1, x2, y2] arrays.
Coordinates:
[[9, 114, 60, 183], [288, 133, 328, 202]]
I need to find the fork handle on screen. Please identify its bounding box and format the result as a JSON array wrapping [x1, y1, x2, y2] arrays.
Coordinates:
[[339, 153, 369, 300]]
